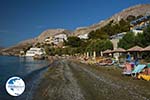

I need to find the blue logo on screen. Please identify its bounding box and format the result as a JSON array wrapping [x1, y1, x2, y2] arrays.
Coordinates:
[[5, 76, 25, 96]]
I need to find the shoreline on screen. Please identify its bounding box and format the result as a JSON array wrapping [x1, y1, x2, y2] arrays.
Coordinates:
[[32, 59, 150, 100]]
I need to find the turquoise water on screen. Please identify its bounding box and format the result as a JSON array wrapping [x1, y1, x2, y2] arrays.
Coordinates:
[[0, 56, 50, 99]]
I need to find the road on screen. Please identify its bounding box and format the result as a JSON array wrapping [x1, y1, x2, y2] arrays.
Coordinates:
[[32, 59, 150, 100]]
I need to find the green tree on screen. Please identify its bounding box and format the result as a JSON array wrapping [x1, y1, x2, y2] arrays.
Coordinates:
[[119, 19, 130, 32], [142, 25, 150, 46], [86, 39, 113, 52], [103, 40, 113, 50], [118, 24, 150, 49], [118, 32, 136, 49], [134, 25, 150, 47], [65, 36, 82, 47], [88, 18, 130, 39], [88, 29, 108, 39]]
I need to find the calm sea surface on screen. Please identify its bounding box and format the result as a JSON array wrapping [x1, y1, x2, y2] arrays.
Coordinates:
[[0, 56, 50, 100]]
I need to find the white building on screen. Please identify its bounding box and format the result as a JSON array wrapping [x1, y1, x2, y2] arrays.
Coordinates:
[[131, 29, 143, 35], [53, 34, 67, 45], [78, 33, 88, 39], [25, 47, 46, 57], [110, 32, 126, 40], [44, 34, 68, 45], [110, 32, 126, 50]]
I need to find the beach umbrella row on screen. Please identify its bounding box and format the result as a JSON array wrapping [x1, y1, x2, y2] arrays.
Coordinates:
[[143, 45, 150, 51], [113, 48, 126, 53], [102, 48, 126, 54], [103, 45, 150, 54], [128, 45, 150, 52], [127, 46, 143, 52], [103, 50, 112, 54]]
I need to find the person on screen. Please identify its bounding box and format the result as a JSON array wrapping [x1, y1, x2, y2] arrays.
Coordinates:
[[126, 53, 131, 62], [123, 60, 132, 75], [134, 56, 139, 66], [147, 63, 150, 75]]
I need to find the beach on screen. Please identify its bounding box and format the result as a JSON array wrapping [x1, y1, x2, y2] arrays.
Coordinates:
[[32, 59, 150, 100]]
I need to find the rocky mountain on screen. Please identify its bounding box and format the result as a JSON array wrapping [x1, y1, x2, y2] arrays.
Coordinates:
[[1, 4, 150, 56], [36, 29, 72, 42], [74, 4, 150, 36], [0, 47, 4, 50], [0, 47, 4, 52], [0, 38, 36, 56], [0, 29, 72, 56]]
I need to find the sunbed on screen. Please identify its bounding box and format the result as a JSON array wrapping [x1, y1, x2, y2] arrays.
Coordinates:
[[138, 74, 150, 81], [122, 63, 132, 75], [132, 64, 146, 77]]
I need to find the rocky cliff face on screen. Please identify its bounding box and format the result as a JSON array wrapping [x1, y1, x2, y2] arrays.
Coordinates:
[[111, 4, 150, 22], [36, 29, 72, 42], [73, 4, 150, 36], [0, 29, 72, 56], [0, 38, 36, 56], [1, 4, 150, 56]]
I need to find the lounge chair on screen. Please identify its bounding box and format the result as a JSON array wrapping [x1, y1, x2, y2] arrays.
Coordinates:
[[138, 74, 150, 81], [122, 63, 132, 75], [132, 64, 146, 77], [122, 70, 132, 75], [147, 63, 150, 75], [107, 60, 115, 66]]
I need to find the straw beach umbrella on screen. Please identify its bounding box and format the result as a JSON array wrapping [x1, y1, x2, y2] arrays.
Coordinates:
[[142, 45, 150, 51], [127, 46, 143, 52], [103, 50, 113, 57], [113, 48, 126, 53], [127, 45, 143, 59], [103, 50, 113, 54], [113, 48, 126, 61]]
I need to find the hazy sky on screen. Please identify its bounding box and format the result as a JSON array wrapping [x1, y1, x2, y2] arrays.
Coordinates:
[[0, 0, 150, 47]]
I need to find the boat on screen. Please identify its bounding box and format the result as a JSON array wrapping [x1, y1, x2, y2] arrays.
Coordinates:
[[25, 47, 46, 57]]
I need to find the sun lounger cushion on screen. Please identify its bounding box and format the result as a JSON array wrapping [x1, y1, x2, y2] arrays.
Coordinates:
[[138, 74, 150, 81], [122, 70, 132, 75], [148, 63, 150, 68], [132, 64, 146, 74]]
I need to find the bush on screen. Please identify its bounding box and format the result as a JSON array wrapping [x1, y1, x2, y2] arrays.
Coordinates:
[[86, 39, 113, 52]]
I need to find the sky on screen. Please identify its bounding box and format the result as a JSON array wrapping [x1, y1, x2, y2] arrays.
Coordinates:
[[0, 0, 150, 47]]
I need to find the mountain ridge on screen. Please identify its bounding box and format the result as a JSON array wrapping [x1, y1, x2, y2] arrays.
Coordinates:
[[73, 4, 150, 35], [1, 4, 150, 56]]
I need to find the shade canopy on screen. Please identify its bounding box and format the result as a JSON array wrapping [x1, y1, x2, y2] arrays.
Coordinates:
[[113, 48, 126, 53], [127, 46, 143, 52], [142, 45, 150, 51], [103, 50, 112, 54]]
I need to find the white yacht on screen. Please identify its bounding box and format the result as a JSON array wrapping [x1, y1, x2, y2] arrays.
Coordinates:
[[25, 47, 46, 57]]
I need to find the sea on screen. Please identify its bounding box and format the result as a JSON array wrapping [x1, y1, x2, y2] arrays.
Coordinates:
[[0, 56, 50, 100]]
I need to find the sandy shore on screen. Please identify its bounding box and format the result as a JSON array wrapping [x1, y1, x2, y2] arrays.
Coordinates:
[[32, 59, 150, 100]]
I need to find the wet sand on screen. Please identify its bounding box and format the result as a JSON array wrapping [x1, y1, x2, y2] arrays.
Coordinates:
[[32, 59, 150, 100]]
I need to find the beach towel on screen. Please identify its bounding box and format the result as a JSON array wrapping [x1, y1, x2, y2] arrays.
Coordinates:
[[138, 74, 150, 81], [132, 64, 146, 74], [122, 63, 132, 75]]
